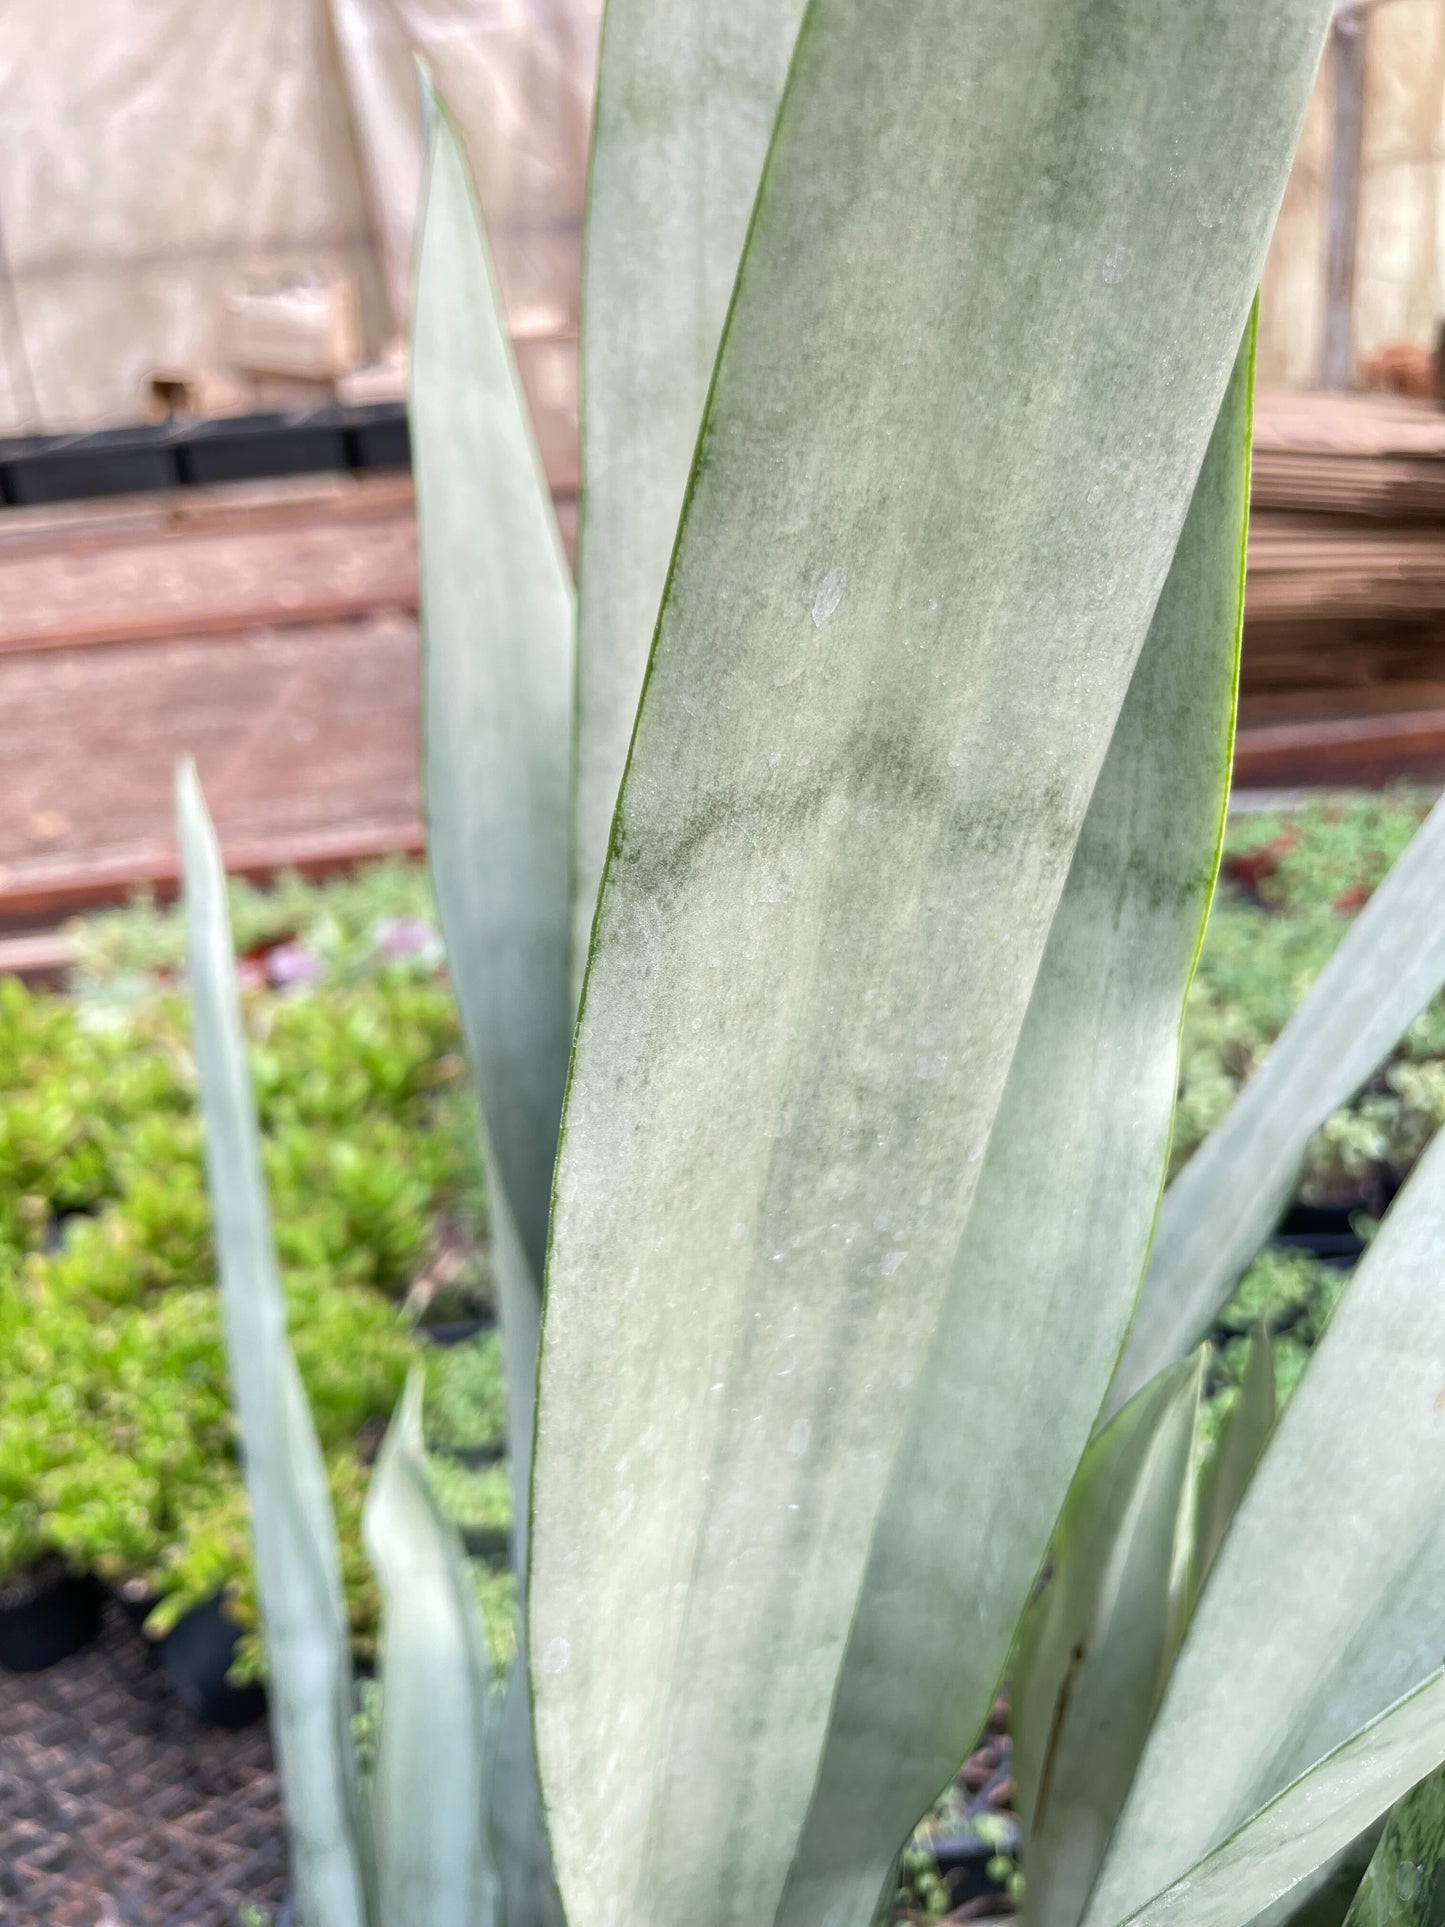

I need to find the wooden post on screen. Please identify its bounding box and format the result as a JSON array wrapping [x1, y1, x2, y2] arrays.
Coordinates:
[[1322, 4, 1368, 389]]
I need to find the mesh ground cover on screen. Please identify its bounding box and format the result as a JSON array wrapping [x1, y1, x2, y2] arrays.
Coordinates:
[[0, 1599, 288, 1926]]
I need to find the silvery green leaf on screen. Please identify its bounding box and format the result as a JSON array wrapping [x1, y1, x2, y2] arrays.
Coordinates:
[[1254, 1827, 1385, 1927], [491, 1651, 565, 1927], [1113, 1670, 1445, 1927], [411, 102, 570, 1927], [1109, 782, 1445, 1417], [178, 761, 372, 1927], [772, 313, 1256, 1927], [529, 4, 1332, 1923], [1083, 1123, 1445, 1927], [570, 0, 806, 990], [411, 89, 573, 1541], [365, 1370, 497, 1927], [1193, 1323, 1275, 1602], [1012, 1358, 1202, 1927]]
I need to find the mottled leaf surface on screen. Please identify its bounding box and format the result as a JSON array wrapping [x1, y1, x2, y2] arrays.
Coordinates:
[[529, 5, 1331, 1925], [772, 314, 1256, 1927], [570, 0, 806, 989]]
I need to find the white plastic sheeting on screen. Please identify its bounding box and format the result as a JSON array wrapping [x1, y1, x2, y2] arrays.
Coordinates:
[[0, 0, 599, 447], [1256, 0, 1445, 388]]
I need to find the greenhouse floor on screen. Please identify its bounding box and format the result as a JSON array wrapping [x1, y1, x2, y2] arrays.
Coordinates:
[[0, 1599, 288, 1926], [0, 1612, 1016, 1927]]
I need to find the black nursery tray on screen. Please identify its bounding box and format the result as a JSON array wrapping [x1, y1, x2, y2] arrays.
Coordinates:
[[3, 424, 180, 504], [346, 401, 411, 471], [0, 402, 411, 508], [176, 410, 350, 487], [1273, 1198, 1379, 1268]]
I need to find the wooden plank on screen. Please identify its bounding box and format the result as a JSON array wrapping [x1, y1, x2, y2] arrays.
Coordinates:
[[1251, 389, 1445, 460], [1251, 450, 1445, 519], [1240, 680, 1445, 727], [0, 478, 578, 659], [0, 821, 427, 925], [16, 388, 1445, 929], [1233, 708, 1445, 788], [0, 612, 423, 915], [0, 927, 72, 982], [0, 473, 416, 554], [0, 514, 418, 656], [1241, 651, 1445, 706]]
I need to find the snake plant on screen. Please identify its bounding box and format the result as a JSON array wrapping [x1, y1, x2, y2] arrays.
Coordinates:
[[177, 4, 1445, 1926]]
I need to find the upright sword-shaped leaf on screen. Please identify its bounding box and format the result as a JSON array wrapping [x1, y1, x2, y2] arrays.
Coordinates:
[[529, 6, 1332, 1927], [1012, 1359, 1202, 1927], [1192, 1325, 1275, 1602], [178, 762, 372, 1927], [570, 0, 807, 990], [1083, 1120, 1445, 1927], [1109, 784, 1445, 1417], [365, 1370, 498, 1927], [411, 91, 571, 1927], [412, 94, 574, 1536], [772, 314, 1256, 1927]]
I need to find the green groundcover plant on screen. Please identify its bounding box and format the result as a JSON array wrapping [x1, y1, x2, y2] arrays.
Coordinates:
[[0, 889, 513, 1663], [173, 4, 1445, 1927]]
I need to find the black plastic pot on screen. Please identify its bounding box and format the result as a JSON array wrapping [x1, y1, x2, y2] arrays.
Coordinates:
[[158, 1594, 266, 1729], [420, 1314, 493, 1348], [930, 1819, 1019, 1910], [346, 402, 410, 471], [1273, 1230, 1365, 1267], [1273, 1199, 1371, 1269], [176, 411, 349, 487], [0, 1561, 104, 1672], [42, 1203, 99, 1255], [431, 1438, 507, 1469], [2, 424, 179, 504], [459, 1524, 511, 1560]]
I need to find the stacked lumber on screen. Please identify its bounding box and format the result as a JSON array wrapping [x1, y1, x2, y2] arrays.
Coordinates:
[[1238, 391, 1445, 788]]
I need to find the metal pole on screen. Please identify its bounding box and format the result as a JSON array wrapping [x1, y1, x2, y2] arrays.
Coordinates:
[[1321, 6, 1367, 389]]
